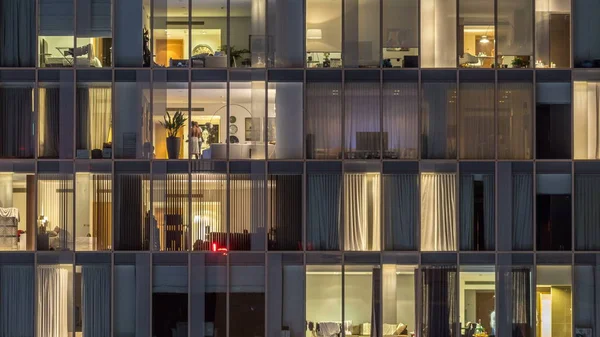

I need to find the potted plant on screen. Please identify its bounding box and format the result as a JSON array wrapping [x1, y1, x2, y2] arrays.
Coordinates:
[[511, 57, 530, 68], [220, 45, 250, 67], [160, 110, 187, 159]]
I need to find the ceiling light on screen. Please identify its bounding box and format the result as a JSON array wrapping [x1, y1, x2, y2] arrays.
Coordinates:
[[480, 35, 490, 44]]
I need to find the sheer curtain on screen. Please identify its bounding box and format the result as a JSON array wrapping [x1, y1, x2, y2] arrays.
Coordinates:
[[575, 174, 600, 250], [574, 81, 600, 159], [512, 174, 533, 250], [420, 0, 457, 67], [383, 174, 418, 250], [191, 173, 226, 250], [498, 82, 532, 159], [421, 82, 457, 159], [230, 174, 266, 250], [307, 174, 341, 250], [421, 174, 456, 251], [37, 266, 69, 337], [0, 0, 35, 67], [499, 268, 531, 337], [38, 175, 74, 251], [344, 82, 381, 158], [0, 87, 34, 158], [77, 87, 112, 151], [421, 266, 457, 337], [93, 175, 112, 250], [39, 88, 61, 158], [268, 175, 302, 250], [383, 83, 418, 159], [459, 83, 495, 159], [306, 83, 342, 159], [0, 265, 34, 337], [344, 173, 380, 251], [82, 265, 110, 337]]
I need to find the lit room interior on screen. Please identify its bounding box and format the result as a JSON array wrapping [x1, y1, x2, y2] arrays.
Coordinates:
[[536, 266, 572, 337], [460, 25, 496, 68], [459, 266, 496, 337], [0, 173, 35, 251], [153, 0, 270, 68], [306, 265, 414, 337], [75, 173, 112, 251], [152, 82, 302, 160], [75, 84, 112, 159], [37, 175, 74, 251], [306, 0, 342, 68], [39, 0, 112, 67], [535, 0, 570, 68]]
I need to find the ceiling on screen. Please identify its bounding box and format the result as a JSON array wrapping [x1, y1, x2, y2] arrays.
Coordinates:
[[153, 0, 252, 17]]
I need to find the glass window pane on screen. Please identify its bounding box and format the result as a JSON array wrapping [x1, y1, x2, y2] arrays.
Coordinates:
[[420, 171, 457, 252], [306, 162, 342, 251], [459, 163, 495, 251], [0, 164, 35, 251], [76, 81, 112, 158], [497, 0, 533, 68], [498, 80, 533, 159], [39, 0, 74, 67], [268, 0, 304, 67], [383, 80, 418, 159], [497, 162, 534, 251], [229, 162, 266, 251], [421, 76, 457, 159], [75, 257, 111, 336], [268, 165, 302, 251], [114, 70, 152, 159], [39, 72, 75, 159], [114, 253, 151, 337], [535, 0, 570, 68], [37, 263, 74, 336], [306, 82, 342, 159], [229, 81, 267, 159], [344, 164, 381, 251], [114, 0, 150, 67], [0, 0, 36, 67], [153, 255, 188, 337], [190, 0, 227, 68], [574, 256, 599, 336], [230, 254, 265, 337], [306, 0, 342, 68], [191, 163, 227, 251], [536, 167, 572, 251], [268, 81, 303, 159], [459, 0, 495, 68], [306, 264, 342, 332], [267, 254, 304, 337], [152, 164, 189, 251], [383, 172, 418, 251], [383, 0, 418, 68], [153, 0, 189, 68], [574, 164, 600, 251], [574, 80, 600, 159], [344, 81, 381, 158], [230, 0, 266, 68], [381, 264, 416, 334], [497, 264, 532, 337], [0, 82, 35, 158], [153, 75, 189, 160], [459, 266, 496, 334], [75, 0, 112, 67], [0, 259, 34, 335], [535, 266, 572, 337], [344, 265, 378, 333], [189, 82, 226, 159], [75, 167, 112, 251], [421, 266, 458, 337], [37, 171, 74, 251], [344, 0, 380, 68], [421, 0, 456, 68], [573, 0, 598, 68], [114, 164, 151, 250], [536, 81, 571, 159], [458, 75, 494, 159], [190, 253, 227, 337]]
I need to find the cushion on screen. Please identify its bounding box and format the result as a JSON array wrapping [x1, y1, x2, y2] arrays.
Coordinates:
[[394, 323, 407, 335], [382, 324, 397, 335], [360, 323, 371, 335]]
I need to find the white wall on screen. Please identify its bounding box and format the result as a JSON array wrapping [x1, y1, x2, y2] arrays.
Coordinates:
[[306, 0, 342, 52]]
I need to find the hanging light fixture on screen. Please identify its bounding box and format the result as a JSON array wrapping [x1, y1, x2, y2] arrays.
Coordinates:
[[480, 35, 490, 44]]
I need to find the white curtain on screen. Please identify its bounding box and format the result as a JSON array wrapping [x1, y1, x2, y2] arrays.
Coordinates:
[[344, 173, 380, 251], [37, 266, 69, 337], [421, 173, 456, 251], [497, 82, 533, 159], [38, 175, 74, 250], [344, 82, 381, 156], [82, 265, 110, 337], [383, 82, 418, 159], [574, 81, 600, 159], [89, 88, 112, 150], [420, 0, 457, 67], [230, 174, 266, 249], [191, 173, 226, 246], [0, 265, 34, 337], [459, 82, 495, 159], [306, 83, 342, 159]]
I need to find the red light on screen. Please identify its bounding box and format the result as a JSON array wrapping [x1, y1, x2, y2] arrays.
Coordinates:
[[212, 242, 217, 252]]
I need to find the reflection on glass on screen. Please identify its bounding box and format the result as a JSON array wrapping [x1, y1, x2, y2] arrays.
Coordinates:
[[421, 81, 457, 159], [421, 0, 456, 68], [383, 81, 418, 159], [306, 0, 342, 68], [267, 255, 304, 337], [498, 266, 532, 337], [267, 0, 304, 67], [498, 82, 533, 159], [383, 0, 419, 68], [535, 0, 570, 68], [230, 0, 267, 68], [497, 0, 533, 68], [114, 0, 151, 67], [536, 266, 572, 337], [190, 254, 227, 337], [344, 0, 380, 68], [459, 266, 496, 336]]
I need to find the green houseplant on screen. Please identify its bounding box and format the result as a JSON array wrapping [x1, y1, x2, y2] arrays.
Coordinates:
[[511, 57, 530, 68], [160, 110, 187, 159], [220, 45, 250, 67]]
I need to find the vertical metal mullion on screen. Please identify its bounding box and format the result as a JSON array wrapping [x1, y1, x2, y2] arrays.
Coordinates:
[[341, 70, 346, 252], [532, 255, 537, 337]]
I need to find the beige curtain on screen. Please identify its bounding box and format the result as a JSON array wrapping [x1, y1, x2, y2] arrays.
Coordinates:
[[420, 173, 456, 251], [37, 266, 69, 337], [89, 87, 112, 150], [344, 173, 381, 251], [191, 173, 227, 245], [574, 81, 600, 159]]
